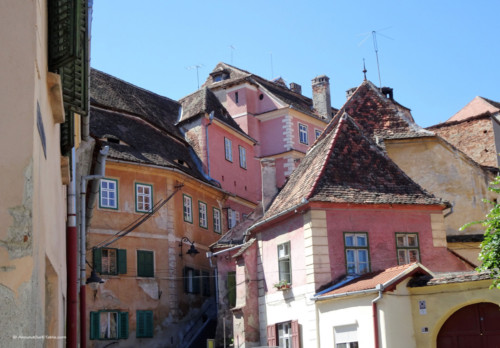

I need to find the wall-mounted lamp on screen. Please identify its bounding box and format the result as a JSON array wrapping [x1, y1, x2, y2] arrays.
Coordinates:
[[179, 237, 200, 258], [86, 260, 104, 291]]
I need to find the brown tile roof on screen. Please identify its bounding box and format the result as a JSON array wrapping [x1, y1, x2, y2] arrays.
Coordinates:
[[319, 80, 433, 146], [178, 87, 247, 133], [263, 113, 446, 218], [446, 96, 500, 123], [408, 270, 491, 287], [203, 62, 335, 121], [90, 69, 183, 138], [317, 263, 431, 298]]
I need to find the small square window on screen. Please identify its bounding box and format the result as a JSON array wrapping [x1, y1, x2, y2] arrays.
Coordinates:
[[100, 179, 118, 209], [315, 129, 322, 139], [396, 233, 420, 265], [135, 183, 153, 212], [299, 123, 308, 144], [93, 248, 127, 275], [344, 233, 369, 275], [90, 311, 128, 340]]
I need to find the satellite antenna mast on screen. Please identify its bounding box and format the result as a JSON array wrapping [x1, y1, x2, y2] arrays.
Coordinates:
[[270, 52, 274, 79], [186, 64, 204, 89], [372, 31, 382, 87], [229, 45, 236, 64]]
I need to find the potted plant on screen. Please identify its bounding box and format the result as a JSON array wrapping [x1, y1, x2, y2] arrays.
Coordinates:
[[273, 280, 291, 291]]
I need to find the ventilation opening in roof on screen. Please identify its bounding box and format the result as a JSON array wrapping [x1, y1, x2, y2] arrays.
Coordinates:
[[107, 138, 119, 144], [174, 159, 190, 168]]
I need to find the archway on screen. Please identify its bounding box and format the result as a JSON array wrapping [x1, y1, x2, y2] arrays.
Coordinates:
[[437, 302, 500, 348]]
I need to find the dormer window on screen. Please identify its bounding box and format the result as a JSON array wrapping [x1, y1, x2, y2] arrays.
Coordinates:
[[210, 68, 230, 83]]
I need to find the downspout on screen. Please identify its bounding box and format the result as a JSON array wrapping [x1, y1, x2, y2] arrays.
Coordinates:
[[66, 147, 78, 348], [206, 111, 214, 177], [372, 284, 383, 348], [80, 146, 109, 348]]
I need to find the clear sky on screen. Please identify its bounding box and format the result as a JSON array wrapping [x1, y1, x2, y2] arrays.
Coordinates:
[[91, 0, 499, 127]]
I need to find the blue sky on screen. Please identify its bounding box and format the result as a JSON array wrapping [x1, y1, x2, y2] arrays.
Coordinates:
[[91, 1, 499, 127]]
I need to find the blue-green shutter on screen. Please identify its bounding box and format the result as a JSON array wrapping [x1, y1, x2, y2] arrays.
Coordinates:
[[136, 310, 153, 338], [90, 311, 100, 340], [145, 311, 153, 338], [136, 311, 145, 338], [93, 248, 102, 274], [119, 312, 129, 339], [193, 269, 201, 294], [117, 249, 127, 274], [138, 251, 154, 277]]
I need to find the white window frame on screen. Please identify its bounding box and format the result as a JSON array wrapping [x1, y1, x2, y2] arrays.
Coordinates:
[[100, 179, 118, 209], [100, 311, 119, 339], [315, 129, 322, 139], [183, 194, 193, 223], [334, 324, 359, 348], [277, 322, 293, 348], [228, 209, 239, 229], [224, 137, 233, 162], [278, 242, 291, 284], [298, 123, 308, 144], [135, 183, 152, 212], [344, 233, 369, 275], [396, 233, 420, 265], [199, 201, 208, 229], [213, 208, 221, 234], [239, 145, 247, 169]]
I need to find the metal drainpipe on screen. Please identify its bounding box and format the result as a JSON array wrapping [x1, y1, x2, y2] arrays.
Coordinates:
[[80, 146, 109, 348], [66, 147, 78, 348], [372, 284, 383, 348]]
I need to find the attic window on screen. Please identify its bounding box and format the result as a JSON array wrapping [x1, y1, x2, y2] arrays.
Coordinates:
[[212, 72, 230, 82], [107, 138, 119, 144], [174, 159, 190, 168], [259, 94, 264, 100]]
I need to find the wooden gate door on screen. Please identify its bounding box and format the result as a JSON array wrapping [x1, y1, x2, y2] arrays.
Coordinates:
[[437, 302, 500, 348]]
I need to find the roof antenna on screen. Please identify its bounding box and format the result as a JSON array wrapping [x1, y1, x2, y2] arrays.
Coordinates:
[[358, 27, 393, 88], [229, 45, 236, 64], [270, 52, 274, 79], [363, 58, 367, 81], [186, 64, 204, 89]]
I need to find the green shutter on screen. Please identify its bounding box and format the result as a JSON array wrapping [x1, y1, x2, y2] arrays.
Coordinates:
[[117, 249, 127, 274], [137, 251, 154, 277], [119, 312, 129, 339], [93, 248, 102, 274], [227, 272, 236, 307], [136, 311, 145, 338], [136, 310, 153, 338], [90, 311, 100, 340], [145, 252, 154, 277], [193, 269, 201, 294], [145, 311, 153, 338], [183, 267, 189, 293]]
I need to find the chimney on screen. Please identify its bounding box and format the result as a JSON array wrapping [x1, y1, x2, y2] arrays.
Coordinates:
[[380, 87, 394, 100], [261, 159, 278, 212], [312, 75, 332, 120], [290, 82, 302, 95], [345, 87, 357, 99]]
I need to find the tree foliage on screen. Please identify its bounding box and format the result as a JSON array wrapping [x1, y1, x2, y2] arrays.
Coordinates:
[[461, 175, 500, 289]]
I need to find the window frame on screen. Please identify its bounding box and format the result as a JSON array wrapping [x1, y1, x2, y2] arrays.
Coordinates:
[[137, 250, 154, 278], [198, 201, 208, 229], [344, 232, 370, 275], [184, 266, 201, 294], [136, 310, 153, 338], [99, 178, 118, 210], [202, 270, 211, 297], [395, 232, 420, 265], [227, 271, 236, 308], [90, 310, 128, 340], [224, 137, 233, 162], [315, 129, 322, 139], [213, 207, 222, 234], [135, 182, 153, 213], [298, 123, 309, 145], [93, 247, 127, 275], [277, 242, 292, 285], [334, 324, 359, 348], [238, 145, 247, 169], [183, 194, 193, 223]]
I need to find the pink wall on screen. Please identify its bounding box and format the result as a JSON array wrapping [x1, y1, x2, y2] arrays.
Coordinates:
[[259, 117, 286, 156], [207, 119, 261, 204], [291, 118, 321, 153], [258, 214, 307, 293], [325, 207, 470, 279]]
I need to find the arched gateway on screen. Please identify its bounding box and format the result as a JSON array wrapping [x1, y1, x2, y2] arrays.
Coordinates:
[[437, 302, 500, 348]]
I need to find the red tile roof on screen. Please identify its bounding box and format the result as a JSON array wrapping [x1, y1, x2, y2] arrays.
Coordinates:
[[445, 96, 500, 123], [317, 263, 430, 298]]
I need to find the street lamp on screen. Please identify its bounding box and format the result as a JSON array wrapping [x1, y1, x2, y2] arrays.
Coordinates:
[[86, 268, 104, 291], [179, 237, 200, 257]]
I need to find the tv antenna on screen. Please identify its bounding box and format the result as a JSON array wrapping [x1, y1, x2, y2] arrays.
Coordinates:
[[229, 45, 236, 64], [270, 52, 274, 79], [186, 64, 204, 89], [358, 27, 393, 87]]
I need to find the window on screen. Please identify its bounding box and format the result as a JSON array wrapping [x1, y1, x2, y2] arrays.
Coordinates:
[[135, 183, 152, 213], [90, 311, 128, 340], [227, 271, 236, 307], [267, 321, 299, 348], [315, 129, 322, 139], [278, 242, 291, 284], [184, 267, 200, 294], [228, 209, 240, 229], [202, 270, 211, 297], [137, 250, 154, 277], [99, 179, 118, 209], [93, 248, 127, 275], [136, 310, 153, 338], [239, 146, 247, 169], [344, 233, 369, 275], [183, 194, 193, 223], [235, 91, 239, 104], [334, 324, 358, 348], [299, 123, 308, 144], [224, 138, 233, 162], [213, 208, 221, 234], [396, 233, 420, 265], [199, 201, 208, 229]]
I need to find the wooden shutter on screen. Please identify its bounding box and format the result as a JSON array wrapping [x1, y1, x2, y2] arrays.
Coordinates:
[[227, 271, 236, 307], [93, 248, 102, 274], [267, 324, 277, 346], [145, 311, 153, 338], [136, 311, 145, 337], [193, 269, 201, 294], [291, 320, 300, 348], [119, 312, 129, 339], [89, 312, 100, 340], [117, 249, 127, 274]]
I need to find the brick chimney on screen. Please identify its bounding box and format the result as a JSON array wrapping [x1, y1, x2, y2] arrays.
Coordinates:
[[290, 82, 302, 95], [261, 159, 278, 212], [312, 75, 332, 120]]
